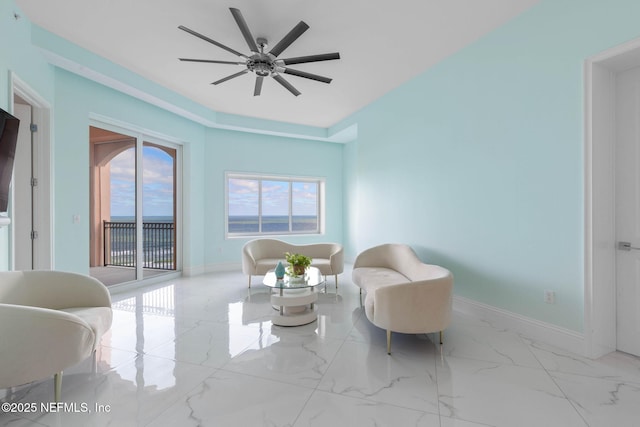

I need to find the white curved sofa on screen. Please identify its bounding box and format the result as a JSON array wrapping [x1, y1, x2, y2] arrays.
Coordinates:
[[352, 244, 453, 354], [242, 238, 344, 288], [0, 270, 113, 401]]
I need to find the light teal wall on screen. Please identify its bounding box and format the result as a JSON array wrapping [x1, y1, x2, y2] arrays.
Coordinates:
[[203, 128, 344, 269], [52, 68, 207, 273], [52, 67, 344, 274], [0, 3, 54, 105], [8, 0, 640, 333], [52, 71, 345, 274], [1, 0, 345, 275], [341, 0, 640, 332], [0, 1, 55, 270]]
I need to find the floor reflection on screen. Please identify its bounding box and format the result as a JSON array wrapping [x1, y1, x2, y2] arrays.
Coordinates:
[[108, 285, 178, 390], [2, 268, 640, 427]]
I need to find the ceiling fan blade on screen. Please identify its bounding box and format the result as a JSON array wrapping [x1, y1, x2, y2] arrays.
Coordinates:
[[254, 76, 264, 96], [230, 8, 259, 53], [268, 21, 309, 58], [283, 68, 332, 84], [178, 25, 247, 59], [281, 53, 340, 66], [212, 69, 249, 85], [272, 74, 301, 96], [179, 58, 245, 65]]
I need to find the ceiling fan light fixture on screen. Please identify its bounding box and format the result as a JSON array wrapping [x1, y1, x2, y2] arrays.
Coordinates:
[[178, 7, 340, 97]]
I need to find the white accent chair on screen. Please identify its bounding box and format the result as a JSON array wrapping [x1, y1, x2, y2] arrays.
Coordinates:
[[0, 271, 113, 401], [242, 239, 344, 288], [352, 244, 453, 354]]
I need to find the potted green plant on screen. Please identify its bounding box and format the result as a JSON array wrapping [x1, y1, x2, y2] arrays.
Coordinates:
[[284, 252, 312, 277]]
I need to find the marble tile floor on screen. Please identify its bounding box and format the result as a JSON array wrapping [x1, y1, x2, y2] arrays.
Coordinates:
[[2, 267, 640, 427]]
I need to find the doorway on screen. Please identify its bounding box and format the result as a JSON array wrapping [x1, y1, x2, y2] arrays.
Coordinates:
[[613, 65, 640, 356], [12, 99, 33, 270], [586, 39, 640, 358], [10, 73, 52, 271], [89, 124, 180, 286]]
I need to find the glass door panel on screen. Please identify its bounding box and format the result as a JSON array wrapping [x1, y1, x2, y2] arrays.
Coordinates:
[[142, 142, 176, 279], [89, 126, 138, 285]]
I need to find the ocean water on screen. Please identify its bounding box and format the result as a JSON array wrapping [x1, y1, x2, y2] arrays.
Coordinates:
[[228, 215, 318, 233], [110, 216, 174, 222]]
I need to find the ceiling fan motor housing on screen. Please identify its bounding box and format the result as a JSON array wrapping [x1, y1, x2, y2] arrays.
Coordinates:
[[247, 53, 276, 77]]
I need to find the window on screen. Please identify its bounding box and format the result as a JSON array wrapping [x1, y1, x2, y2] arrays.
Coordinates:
[[226, 173, 324, 237]]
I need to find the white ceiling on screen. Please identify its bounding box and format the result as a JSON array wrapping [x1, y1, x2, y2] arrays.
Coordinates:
[[16, 0, 539, 128]]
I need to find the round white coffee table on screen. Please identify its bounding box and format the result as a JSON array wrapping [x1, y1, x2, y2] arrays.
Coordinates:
[[262, 266, 325, 326]]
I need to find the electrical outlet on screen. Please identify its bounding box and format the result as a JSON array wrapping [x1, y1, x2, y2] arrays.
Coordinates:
[[544, 290, 556, 304]]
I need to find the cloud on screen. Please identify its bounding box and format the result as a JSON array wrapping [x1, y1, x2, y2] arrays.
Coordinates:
[[228, 178, 319, 217], [109, 146, 175, 218]]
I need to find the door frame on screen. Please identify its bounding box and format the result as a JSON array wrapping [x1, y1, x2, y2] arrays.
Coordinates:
[[9, 72, 53, 270], [584, 37, 640, 358]]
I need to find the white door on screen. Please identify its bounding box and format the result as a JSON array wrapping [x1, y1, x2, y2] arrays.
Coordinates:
[[12, 101, 33, 270], [615, 66, 640, 356]]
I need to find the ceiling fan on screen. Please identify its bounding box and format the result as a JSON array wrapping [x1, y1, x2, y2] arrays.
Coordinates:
[[178, 8, 340, 97]]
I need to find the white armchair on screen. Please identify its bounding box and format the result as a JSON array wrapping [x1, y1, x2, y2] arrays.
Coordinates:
[[0, 271, 113, 401]]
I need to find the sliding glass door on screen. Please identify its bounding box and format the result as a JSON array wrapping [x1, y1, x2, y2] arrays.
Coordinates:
[[89, 125, 180, 286]]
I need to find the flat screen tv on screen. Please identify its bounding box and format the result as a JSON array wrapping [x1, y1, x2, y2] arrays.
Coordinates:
[[0, 108, 20, 213]]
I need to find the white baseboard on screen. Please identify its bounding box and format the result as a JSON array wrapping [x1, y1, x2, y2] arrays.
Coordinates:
[[182, 262, 242, 277], [204, 262, 242, 274], [182, 264, 205, 277], [109, 271, 182, 295], [453, 295, 585, 356]]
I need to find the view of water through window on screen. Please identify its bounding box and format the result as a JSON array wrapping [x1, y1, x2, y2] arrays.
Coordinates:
[[227, 175, 321, 235]]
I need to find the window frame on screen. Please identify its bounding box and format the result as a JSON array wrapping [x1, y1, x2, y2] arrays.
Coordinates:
[[225, 172, 325, 238]]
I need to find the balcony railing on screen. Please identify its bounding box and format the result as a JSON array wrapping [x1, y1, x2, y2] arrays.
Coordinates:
[[103, 221, 175, 270]]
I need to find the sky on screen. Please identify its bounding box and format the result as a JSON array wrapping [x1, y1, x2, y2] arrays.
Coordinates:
[[110, 150, 317, 219], [110, 146, 174, 218], [228, 178, 318, 217]]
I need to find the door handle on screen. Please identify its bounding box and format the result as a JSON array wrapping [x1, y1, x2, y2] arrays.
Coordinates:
[[618, 241, 640, 251]]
